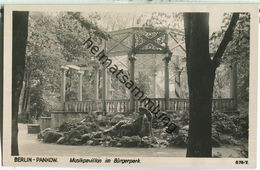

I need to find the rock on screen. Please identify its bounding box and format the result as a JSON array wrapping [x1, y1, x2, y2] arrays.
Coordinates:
[[160, 132, 168, 139], [70, 138, 82, 145], [86, 140, 94, 145], [97, 115, 103, 121], [56, 137, 66, 144], [43, 131, 63, 143], [103, 141, 110, 147], [168, 129, 188, 147], [38, 128, 52, 139], [92, 138, 103, 145], [120, 136, 141, 147], [75, 125, 87, 131], [120, 123, 135, 136], [110, 139, 117, 147], [213, 152, 222, 158], [67, 129, 81, 139], [140, 137, 152, 148], [81, 134, 91, 143], [142, 136, 149, 141], [158, 140, 169, 148], [182, 125, 189, 131], [111, 114, 125, 125], [92, 131, 103, 138], [116, 142, 122, 147], [103, 112, 153, 138], [103, 135, 112, 141], [139, 115, 151, 137], [130, 136, 142, 145], [103, 120, 128, 137], [59, 122, 73, 132]]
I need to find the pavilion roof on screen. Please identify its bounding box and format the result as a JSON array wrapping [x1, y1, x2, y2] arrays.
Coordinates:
[[63, 26, 186, 71]]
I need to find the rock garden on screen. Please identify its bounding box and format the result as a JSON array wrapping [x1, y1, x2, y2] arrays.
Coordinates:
[[37, 109, 248, 156]]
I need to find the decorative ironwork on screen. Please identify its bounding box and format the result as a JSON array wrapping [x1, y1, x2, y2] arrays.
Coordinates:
[[106, 27, 185, 56], [133, 29, 168, 54]]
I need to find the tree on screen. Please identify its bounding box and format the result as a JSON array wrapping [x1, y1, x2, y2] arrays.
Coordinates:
[[19, 12, 64, 121], [18, 12, 108, 120], [12, 11, 29, 156], [184, 13, 239, 157], [210, 13, 250, 109]]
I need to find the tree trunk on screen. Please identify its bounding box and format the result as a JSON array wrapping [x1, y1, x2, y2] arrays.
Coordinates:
[[18, 80, 25, 114], [184, 13, 239, 157], [12, 11, 29, 156], [184, 13, 214, 157]]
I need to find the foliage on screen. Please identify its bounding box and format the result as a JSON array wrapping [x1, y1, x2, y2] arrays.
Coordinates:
[[23, 11, 108, 118], [210, 13, 250, 106], [135, 72, 152, 96], [165, 111, 248, 148], [137, 12, 183, 30]]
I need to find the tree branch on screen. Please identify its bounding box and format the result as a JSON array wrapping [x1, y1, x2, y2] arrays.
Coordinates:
[[212, 13, 239, 69], [68, 12, 110, 40]]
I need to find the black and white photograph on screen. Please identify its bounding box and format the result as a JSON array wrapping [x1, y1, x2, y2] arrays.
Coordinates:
[[2, 4, 258, 168]]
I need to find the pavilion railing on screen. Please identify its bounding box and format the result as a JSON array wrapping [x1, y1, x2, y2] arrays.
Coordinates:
[[64, 100, 96, 112], [106, 99, 129, 113], [212, 98, 236, 112], [64, 98, 235, 113]]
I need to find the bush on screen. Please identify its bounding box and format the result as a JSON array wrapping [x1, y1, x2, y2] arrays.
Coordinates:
[[212, 112, 237, 134], [238, 145, 248, 158]]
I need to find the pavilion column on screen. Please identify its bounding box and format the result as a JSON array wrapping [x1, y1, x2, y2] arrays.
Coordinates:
[[77, 70, 84, 101], [102, 65, 107, 113], [94, 65, 99, 111], [230, 62, 238, 110], [175, 56, 181, 98], [128, 53, 136, 112], [60, 66, 69, 102], [151, 70, 157, 98], [107, 71, 111, 100], [163, 52, 172, 111]]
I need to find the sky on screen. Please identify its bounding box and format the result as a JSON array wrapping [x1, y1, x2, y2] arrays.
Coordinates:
[[209, 12, 225, 34], [90, 11, 226, 34]]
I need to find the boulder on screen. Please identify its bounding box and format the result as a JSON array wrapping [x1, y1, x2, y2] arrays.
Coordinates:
[[109, 139, 118, 147], [43, 131, 63, 143], [92, 138, 103, 145], [75, 124, 88, 132], [92, 131, 103, 138], [110, 114, 125, 125], [213, 152, 222, 158], [168, 128, 188, 147], [81, 134, 91, 143], [139, 115, 151, 137], [158, 139, 169, 148], [120, 136, 142, 147], [37, 128, 52, 139], [139, 136, 153, 148], [182, 125, 189, 131], [59, 122, 74, 132], [70, 138, 82, 145], [103, 141, 110, 147], [86, 140, 94, 145], [116, 142, 122, 147], [67, 129, 81, 139], [56, 136, 66, 144]]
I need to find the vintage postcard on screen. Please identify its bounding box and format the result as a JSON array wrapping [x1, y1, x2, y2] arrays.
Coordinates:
[[2, 4, 258, 168]]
